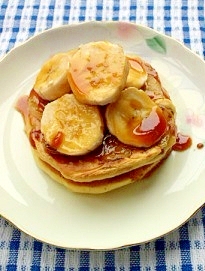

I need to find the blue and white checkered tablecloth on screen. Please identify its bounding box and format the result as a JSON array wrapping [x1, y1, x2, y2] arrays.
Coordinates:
[[0, 0, 205, 270]]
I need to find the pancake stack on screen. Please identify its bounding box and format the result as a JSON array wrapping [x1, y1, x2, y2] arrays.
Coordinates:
[[16, 41, 177, 194]]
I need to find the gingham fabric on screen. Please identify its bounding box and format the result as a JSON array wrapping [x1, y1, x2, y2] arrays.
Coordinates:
[[0, 0, 205, 270]]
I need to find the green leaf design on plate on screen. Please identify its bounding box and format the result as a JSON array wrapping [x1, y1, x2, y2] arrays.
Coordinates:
[[146, 36, 167, 54]]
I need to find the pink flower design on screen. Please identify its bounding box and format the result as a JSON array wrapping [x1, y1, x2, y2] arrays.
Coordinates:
[[186, 109, 205, 128], [117, 22, 138, 39]]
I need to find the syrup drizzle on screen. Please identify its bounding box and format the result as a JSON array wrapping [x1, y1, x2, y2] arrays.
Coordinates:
[[50, 131, 64, 149], [173, 132, 192, 151], [131, 107, 167, 147]]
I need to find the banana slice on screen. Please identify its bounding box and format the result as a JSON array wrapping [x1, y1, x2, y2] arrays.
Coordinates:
[[125, 55, 148, 89], [41, 93, 104, 156], [68, 41, 129, 105], [105, 87, 167, 148], [34, 51, 75, 101]]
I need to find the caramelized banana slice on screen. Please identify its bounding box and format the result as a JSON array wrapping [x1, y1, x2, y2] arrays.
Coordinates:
[[105, 87, 167, 148], [34, 51, 75, 101], [68, 41, 129, 105], [125, 55, 148, 89], [41, 94, 104, 156]]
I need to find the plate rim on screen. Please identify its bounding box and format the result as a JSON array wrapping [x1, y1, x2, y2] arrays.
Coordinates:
[[1, 21, 205, 250], [1, 21, 204, 64]]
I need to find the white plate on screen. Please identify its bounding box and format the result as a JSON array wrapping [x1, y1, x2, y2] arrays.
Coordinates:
[[1, 21, 205, 250]]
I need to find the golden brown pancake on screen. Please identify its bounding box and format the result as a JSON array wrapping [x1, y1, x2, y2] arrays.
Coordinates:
[[32, 148, 171, 194], [16, 47, 177, 194]]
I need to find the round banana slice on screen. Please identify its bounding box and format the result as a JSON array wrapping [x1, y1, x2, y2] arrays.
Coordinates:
[[41, 93, 104, 156], [68, 41, 129, 105], [105, 87, 167, 148], [125, 55, 148, 89], [34, 51, 75, 101]]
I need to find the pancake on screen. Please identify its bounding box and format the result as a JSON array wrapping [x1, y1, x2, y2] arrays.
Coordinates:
[[32, 147, 172, 194], [16, 43, 177, 194]]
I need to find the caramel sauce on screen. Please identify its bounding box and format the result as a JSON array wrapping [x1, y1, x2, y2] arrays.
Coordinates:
[[129, 59, 144, 72], [132, 108, 167, 147], [95, 133, 133, 159], [29, 89, 49, 112], [197, 143, 204, 149], [15, 95, 29, 122], [173, 132, 192, 151], [50, 131, 64, 149], [29, 129, 43, 149], [16, 90, 48, 149]]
